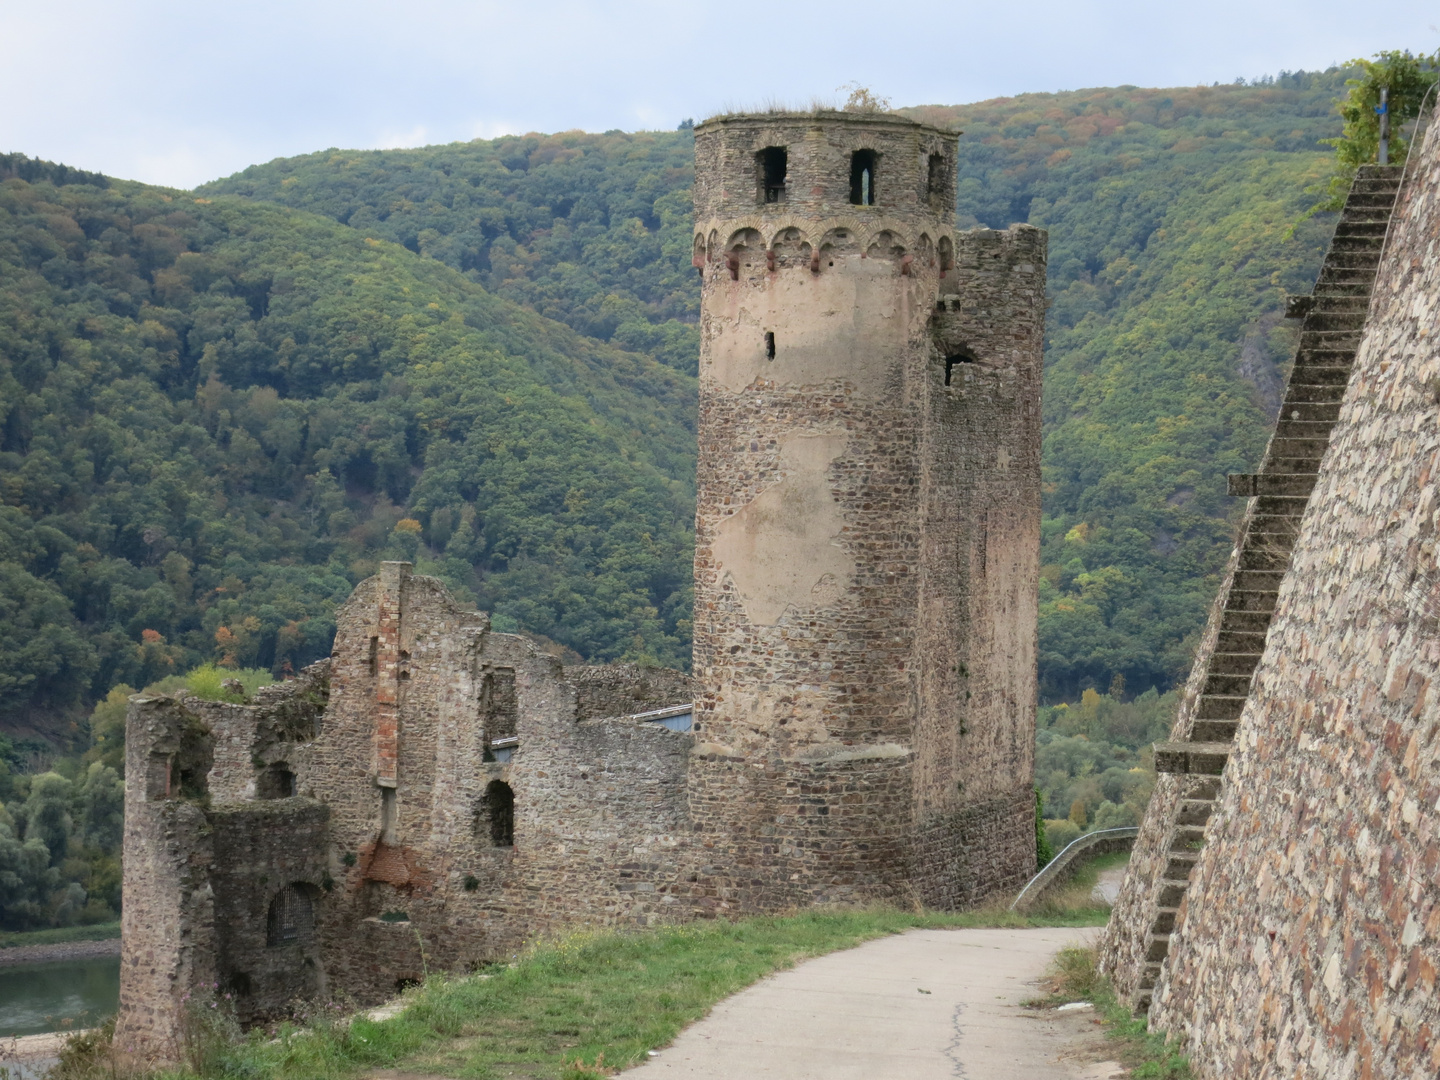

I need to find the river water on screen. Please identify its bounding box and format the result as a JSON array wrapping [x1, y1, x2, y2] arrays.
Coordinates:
[[0, 956, 120, 1038]]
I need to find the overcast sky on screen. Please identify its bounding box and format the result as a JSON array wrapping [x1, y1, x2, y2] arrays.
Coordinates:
[[2, 0, 1437, 190]]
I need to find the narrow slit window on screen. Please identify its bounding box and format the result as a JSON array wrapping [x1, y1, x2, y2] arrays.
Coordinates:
[[850, 150, 877, 205], [368, 636, 379, 676], [764, 331, 775, 360], [758, 146, 787, 203], [927, 153, 945, 198]]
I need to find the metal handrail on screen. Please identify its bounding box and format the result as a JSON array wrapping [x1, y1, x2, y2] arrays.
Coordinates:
[[1372, 81, 1440, 287], [1009, 826, 1140, 911]]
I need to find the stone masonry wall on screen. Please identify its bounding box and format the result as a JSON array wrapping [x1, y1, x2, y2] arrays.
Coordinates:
[[690, 111, 1042, 910], [1149, 108, 1440, 1078], [118, 565, 707, 1056]]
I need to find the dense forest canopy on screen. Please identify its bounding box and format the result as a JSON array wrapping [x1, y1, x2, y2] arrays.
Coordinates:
[[2, 73, 1366, 743], [0, 174, 697, 749]]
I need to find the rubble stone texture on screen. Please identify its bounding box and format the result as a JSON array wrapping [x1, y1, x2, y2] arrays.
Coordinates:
[[1102, 160, 1410, 1014], [690, 111, 1045, 908], [1126, 108, 1440, 1077], [115, 110, 1046, 1062]]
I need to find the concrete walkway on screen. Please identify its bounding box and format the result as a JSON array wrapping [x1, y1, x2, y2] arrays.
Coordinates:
[[622, 927, 1125, 1079]]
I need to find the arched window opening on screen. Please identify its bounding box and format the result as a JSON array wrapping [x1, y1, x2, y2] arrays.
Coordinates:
[[850, 150, 877, 206], [938, 236, 954, 274], [944, 353, 976, 386], [757, 146, 787, 203], [479, 780, 515, 848], [266, 883, 317, 947], [258, 761, 296, 799]]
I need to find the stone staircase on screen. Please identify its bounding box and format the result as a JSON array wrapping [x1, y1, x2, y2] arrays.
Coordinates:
[[1134, 164, 1404, 1013]]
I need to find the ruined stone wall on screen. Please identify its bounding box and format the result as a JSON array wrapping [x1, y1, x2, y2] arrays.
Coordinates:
[[208, 801, 330, 1024], [911, 225, 1045, 905], [118, 564, 708, 1054], [1148, 111, 1440, 1077], [114, 698, 219, 1062], [568, 663, 698, 720], [690, 111, 1041, 909]]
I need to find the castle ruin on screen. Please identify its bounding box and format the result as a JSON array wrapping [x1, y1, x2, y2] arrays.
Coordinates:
[[114, 110, 1046, 1061]]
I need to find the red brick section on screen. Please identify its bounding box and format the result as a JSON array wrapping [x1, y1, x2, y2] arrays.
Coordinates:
[[374, 561, 405, 787]]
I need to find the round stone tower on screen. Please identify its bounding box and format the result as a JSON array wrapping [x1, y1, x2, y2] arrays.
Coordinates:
[[688, 110, 1047, 910]]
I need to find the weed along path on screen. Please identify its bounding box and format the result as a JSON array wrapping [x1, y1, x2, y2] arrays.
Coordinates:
[[621, 927, 1121, 1080]]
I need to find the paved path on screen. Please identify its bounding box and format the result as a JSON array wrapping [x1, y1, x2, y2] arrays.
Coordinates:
[[622, 927, 1125, 1079]]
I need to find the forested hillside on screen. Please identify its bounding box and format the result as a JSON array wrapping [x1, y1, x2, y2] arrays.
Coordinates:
[[0, 70, 1373, 931], [0, 161, 696, 742], [204, 71, 1351, 698]]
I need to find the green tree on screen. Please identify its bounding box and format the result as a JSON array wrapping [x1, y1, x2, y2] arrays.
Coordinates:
[[1305, 49, 1440, 216], [19, 772, 74, 863]]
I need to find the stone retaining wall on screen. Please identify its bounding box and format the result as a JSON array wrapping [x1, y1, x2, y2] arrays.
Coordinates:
[[1146, 105, 1440, 1079]]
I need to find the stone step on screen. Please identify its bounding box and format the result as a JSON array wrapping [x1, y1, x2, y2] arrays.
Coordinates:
[[1246, 505, 1309, 527], [1165, 849, 1202, 877], [1260, 458, 1324, 477], [1263, 434, 1333, 460], [1203, 672, 1255, 697], [1332, 221, 1390, 238], [1191, 718, 1240, 742], [1302, 312, 1367, 333], [1328, 235, 1386, 253], [1237, 546, 1291, 571], [1139, 961, 1165, 990], [1215, 629, 1268, 653], [1216, 608, 1275, 634], [1285, 365, 1354, 386], [1177, 798, 1219, 826], [1274, 419, 1335, 441], [1319, 250, 1384, 268], [1155, 741, 1232, 775], [1227, 474, 1317, 497], [1158, 879, 1190, 908], [1145, 933, 1172, 963], [1227, 590, 1278, 613], [1170, 825, 1207, 851], [1306, 297, 1371, 315], [1151, 906, 1180, 935], [1209, 650, 1264, 675], [1285, 382, 1347, 403], [1298, 329, 1364, 349], [1279, 401, 1342, 423], [1232, 569, 1287, 590]]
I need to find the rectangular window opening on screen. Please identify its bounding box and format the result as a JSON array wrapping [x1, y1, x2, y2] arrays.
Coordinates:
[[368, 636, 379, 676], [380, 786, 397, 842], [765, 331, 776, 360], [850, 150, 877, 205], [927, 153, 945, 198], [758, 146, 787, 203]]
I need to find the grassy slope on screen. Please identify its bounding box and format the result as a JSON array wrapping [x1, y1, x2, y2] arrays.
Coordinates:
[[63, 908, 1106, 1080]]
